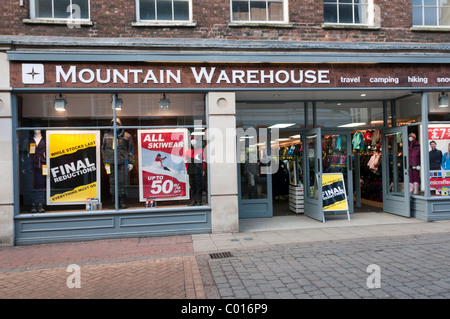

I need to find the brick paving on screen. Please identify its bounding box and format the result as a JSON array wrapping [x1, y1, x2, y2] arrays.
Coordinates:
[[1, 224, 450, 300], [203, 232, 450, 299], [0, 236, 205, 299]]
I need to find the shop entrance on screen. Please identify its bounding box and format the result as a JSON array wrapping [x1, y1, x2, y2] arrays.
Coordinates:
[[236, 90, 421, 225], [302, 128, 354, 222]]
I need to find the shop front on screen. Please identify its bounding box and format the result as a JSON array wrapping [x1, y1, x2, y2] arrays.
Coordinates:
[[5, 52, 450, 244]]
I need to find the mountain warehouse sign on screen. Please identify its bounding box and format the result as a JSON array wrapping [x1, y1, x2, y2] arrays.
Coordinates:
[[10, 62, 450, 88], [54, 66, 331, 85]]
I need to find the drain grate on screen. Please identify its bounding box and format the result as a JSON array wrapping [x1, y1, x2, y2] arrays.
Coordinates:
[[209, 251, 233, 259]]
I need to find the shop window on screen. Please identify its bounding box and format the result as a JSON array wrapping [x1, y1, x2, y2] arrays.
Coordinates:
[[231, 0, 287, 23], [395, 95, 422, 126], [323, 0, 371, 25], [137, 0, 191, 22], [412, 0, 450, 27], [315, 101, 384, 128], [16, 93, 207, 215], [428, 92, 450, 121], [30, 0, 90, 20], [407, 126, 423, 196]]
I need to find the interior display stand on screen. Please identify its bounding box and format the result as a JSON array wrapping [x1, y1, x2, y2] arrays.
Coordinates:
[[289, 185, 304, 214]]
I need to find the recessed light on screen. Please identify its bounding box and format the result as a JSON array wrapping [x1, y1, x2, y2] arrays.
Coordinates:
[[360, 93, 367, 97]]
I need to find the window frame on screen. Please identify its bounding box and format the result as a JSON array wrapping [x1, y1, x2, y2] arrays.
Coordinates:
[[135, 0, 194, 25], [229, 0, 289, 24], [29, 0, 91, 22], [323, 0, 375, 27], [412, 0, 450, 28]]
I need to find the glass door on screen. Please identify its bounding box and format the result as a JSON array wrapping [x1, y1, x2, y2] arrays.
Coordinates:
[[381, 126, 411, 217], [302, 128, 324, 222], [238, 130, 273, 218], [322, 130, 354, 215]]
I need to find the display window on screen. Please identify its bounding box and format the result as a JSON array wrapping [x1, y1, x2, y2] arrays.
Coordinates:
[[16, 92, 208, 214], [428, 124, 450, 196], [395, 95, 422, 126]]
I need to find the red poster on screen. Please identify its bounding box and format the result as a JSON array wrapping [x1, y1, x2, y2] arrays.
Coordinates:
[[428, 127, 450, 140], [138, 129, 189, 201]]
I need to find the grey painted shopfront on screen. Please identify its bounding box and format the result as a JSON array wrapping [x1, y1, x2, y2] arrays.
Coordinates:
[[2, 39, 450, 245]]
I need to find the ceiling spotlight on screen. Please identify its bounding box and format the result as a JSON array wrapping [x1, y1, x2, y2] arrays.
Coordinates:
[[111, 94, 122, 110], [54, 94, 67, 111], [438, 92, 449, 108], [159, 94, 170, 110]]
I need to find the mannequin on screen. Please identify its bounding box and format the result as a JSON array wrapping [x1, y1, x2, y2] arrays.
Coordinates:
[[187, 136, 205, 206], [408, 133, 421, 195], [25, 130, 46, 213], [102, 118, 134, 208]]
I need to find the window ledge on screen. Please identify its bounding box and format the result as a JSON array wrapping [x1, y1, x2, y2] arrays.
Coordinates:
[[23, 18, 93, 26], [322, 23, 380, 30], [132, 21, 197, 27], [228, 22, 294, 28], [411, 26, 450, 32]]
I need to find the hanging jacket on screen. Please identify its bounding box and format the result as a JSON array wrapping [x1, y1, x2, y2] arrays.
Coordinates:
[[352, 132, 364, 151]]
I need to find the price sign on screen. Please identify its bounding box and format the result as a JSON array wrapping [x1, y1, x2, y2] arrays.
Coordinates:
[[428, 127, 450, 140]]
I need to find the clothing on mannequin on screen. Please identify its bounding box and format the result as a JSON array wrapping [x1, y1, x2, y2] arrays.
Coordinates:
[[408, 133, 421, 195], [101, 118, 134, 208], [23, 130, 46, 213], [186, 137, 205, 206]]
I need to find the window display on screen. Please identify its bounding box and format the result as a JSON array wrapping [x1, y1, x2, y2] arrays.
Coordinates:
[[17, 93, 207, 214], [429, 124, 450, 196]]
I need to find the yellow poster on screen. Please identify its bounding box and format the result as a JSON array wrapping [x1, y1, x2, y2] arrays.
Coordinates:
[[47, 130, 101, 205], [322, 173, 348, 211]]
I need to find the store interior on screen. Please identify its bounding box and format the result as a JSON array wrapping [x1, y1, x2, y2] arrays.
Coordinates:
[[236, 89, 422, 218]]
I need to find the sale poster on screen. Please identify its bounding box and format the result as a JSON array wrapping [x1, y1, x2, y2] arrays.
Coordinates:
[[47, 130, 101, 205], [138, 129, 189, 201], [322, 173, 348, 211], [428, 125, 450, 196]]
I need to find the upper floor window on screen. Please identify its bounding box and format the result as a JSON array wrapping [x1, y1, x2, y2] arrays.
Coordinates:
[[230, 0, 288, 23], [413, 0, 450, 26], [324, 0, 370, 25], [136, 0, 192, 22], [30, 0, 90, 20]]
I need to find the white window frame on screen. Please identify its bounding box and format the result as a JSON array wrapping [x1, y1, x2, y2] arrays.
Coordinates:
[[323, 0, 375, 27], [412, 0, 450, 27], [229, 0, 289, 24], [29, 0, 91, 22], [135, 0, 194, 25]]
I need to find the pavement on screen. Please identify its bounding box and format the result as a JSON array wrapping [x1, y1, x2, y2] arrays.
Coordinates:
[[1, 212, 450, 301]]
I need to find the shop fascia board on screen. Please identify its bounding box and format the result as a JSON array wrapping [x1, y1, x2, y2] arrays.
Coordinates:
[[3, 36, 450, 64], [7, 50, 450, 64]]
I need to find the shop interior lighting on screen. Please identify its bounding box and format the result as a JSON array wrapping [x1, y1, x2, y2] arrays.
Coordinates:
[[159, 94, 170, 110], [115, 96, 123, 110], [338, 122, 366, 128], [54, 94, 67, 111], [268, 123, 295, 129], [438, 92, 449, 108]]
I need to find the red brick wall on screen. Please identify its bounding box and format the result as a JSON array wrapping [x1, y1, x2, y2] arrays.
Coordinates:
[[0, 0, 448, 43]]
